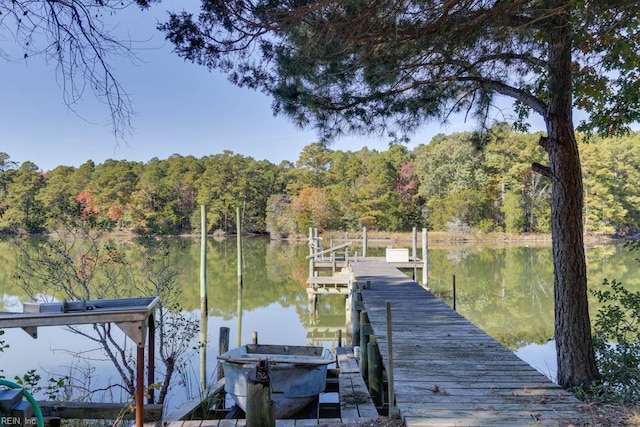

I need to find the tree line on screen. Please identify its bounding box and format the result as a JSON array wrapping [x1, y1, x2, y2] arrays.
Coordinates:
[[1, 124, 639, 237]]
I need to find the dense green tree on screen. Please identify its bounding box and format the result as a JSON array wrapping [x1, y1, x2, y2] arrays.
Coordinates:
[[36, 166, 80, 229], [324, 149, 368, 229], [415, 133, 491, 230], [483, 124, 551, 232], [157, 0, 640, 387], [2, 162, 46, 233], [164, 154, 203, 230], [352, 150, 404, 230], [291, 143, 333, 191], [502, 190, 526, 233], [581, 134, 640, 235], [89, 159, 141, 224], [0, 153, 17, 218], [195, 151, 281, 233]]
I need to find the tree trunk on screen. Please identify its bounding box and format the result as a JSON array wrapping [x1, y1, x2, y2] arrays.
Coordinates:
[[545, 0, 598, 388]]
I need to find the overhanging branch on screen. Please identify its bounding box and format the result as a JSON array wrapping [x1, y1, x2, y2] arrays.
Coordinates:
[[482, 80, 548, 118], [532, 162, 552, 179]]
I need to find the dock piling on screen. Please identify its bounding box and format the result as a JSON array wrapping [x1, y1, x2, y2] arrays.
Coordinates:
[[367, 340, 383, 406], [452, 274, 457, 311], [359, 311, 370, 381], [386, 301, 399, 418], [351, 284, 361, 347], [246, 361, 275, 427], [217, 327, 230, 382], [422, 228, 428, 288]]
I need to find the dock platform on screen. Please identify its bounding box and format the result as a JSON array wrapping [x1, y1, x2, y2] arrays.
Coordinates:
[[350, 258, 594, 427]]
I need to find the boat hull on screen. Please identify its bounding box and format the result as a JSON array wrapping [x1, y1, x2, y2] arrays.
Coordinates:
[[218, 344, 333, 419]]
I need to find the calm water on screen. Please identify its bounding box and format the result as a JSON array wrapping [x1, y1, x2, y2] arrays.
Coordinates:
[[0, 236, 637, 409]]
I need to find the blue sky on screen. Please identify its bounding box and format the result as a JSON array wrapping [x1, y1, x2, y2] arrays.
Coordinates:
[[1, 2, 539, 172]]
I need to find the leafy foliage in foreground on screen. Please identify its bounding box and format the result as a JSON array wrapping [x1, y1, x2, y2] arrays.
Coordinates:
[[587, 241, 640, 403]]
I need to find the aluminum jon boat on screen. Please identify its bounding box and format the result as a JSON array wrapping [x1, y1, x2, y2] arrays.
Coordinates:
[[217, 344, 334, 418]]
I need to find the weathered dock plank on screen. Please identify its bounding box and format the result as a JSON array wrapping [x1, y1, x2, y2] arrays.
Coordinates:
[[350, 258, 593, 427], [336, 347, 379, 423]]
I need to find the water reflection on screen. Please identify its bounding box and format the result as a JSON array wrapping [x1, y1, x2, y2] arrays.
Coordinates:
[[0, 237, 637, 404]]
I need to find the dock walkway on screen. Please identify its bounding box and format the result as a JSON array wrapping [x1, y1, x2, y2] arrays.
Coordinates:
[[349, 257, 594, 426]]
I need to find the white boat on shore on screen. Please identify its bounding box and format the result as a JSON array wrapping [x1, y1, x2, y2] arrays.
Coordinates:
[[217, 344, 334, 418]]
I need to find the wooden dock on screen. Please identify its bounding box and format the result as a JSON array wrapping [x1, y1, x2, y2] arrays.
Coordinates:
[[349, 258, 595, 427]]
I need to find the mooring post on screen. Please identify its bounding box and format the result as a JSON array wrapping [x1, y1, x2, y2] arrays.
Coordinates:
[[236, 206, 244, 348], [345, 286, 353, 344], [352, 284, 361, 347], [217, 327, 230, 382], [362, 226, 368, 258], [246, 360, 275, 427], [359, 310, 370, 381], [200, 205, 208, 392], [422, 228, 429, 288], [412, 226, 418, 280], [252, 331, 259, 345], [368, 340, 383, 406], [386, 301, 399, 417], [453, 275, 457, 311]]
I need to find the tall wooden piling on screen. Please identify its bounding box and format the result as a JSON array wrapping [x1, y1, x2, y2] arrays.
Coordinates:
[[237, 207, 243, 347], [452, 274, 457, 311], [368, 340, 383, 406], [217, 327, 230, 382], [422, 228, 429, 288], [412, 227, 418, 280], [200, 205, 208, 392], [349, 282, 361, 346], [362, 226, 368, 257], [386, 301, 399, 417], [359, 310, 370, 381], [246, 363, 275, 427]]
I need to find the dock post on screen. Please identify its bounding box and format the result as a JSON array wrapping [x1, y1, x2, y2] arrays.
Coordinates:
[[386, 301, 399, 418], [200, 205, 208, 392], [368, 340, 384, 406], [412, 226, 418, 280], [246, 361, 275, 427], [345, 284, 353, 344], [452, 275, 457, 311], [362, 226, 368, 257], [359, 311, 370, 381], [252, 331, 258, 345], [236, 207, 244, 348], [422, 228, 429, 288], [352, 284, 361, 347], [217, 327, 230, 382]]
